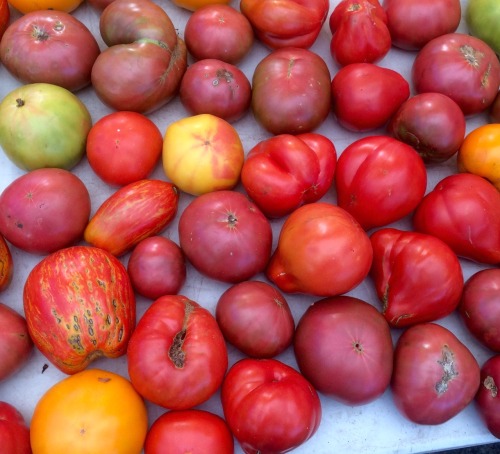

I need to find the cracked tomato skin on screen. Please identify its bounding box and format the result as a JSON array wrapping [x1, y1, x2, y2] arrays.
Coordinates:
[[391, 323, 480, 425], [23, 245, 136, 375], [127, 295, 228, 410]]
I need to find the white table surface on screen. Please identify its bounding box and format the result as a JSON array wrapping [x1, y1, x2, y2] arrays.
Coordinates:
[[0, 0, 498, 453]]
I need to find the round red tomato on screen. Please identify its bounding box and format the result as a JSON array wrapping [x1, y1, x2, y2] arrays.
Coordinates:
[[391, 323, 480, 425], [0, 402, 31, 454], [294, 296, 393, 405], [221, 358, 322, 453], [215, 280, 295, 358], [475, 354, 500, 438], [127, 295, 228, 410], [86, 111, 163, 186], [144, 409, 234, 454], [335, 136, 427, 230]]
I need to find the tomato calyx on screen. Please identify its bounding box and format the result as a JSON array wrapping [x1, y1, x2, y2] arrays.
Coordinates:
[[31, 24, 50, 41], [436, 345, 458, 395]]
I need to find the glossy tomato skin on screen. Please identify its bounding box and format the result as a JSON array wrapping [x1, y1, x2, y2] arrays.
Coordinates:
[[251, 47, 332, 134], [335, 136, 427, 230], [413, 173, 500, 264], [221, 358, 322, 454], [266, 202, 373, 296], [127, 295, 228, 410], [86, 111, 163, 186], [329, 0, 391, 66], [294, 296, 393, 405], [0, 401, 31, 454], [170, 0, 230, 11], [331, 63, 410, 131], [215, 280, 295, 358], [0, 234, 13, 292], [370, 228, 464, 328], [240, 133, 337, 218], [382, 0, 461, 50], [458, 269, 500, 352], [144, 409, 234, 454], [8, 0, 83, 13], [475, 355, 500, 438], [391, 323, 480, 425], [23, 246, 136, 375], [388, 92, 466, 163], [412, 33, 500, 116]]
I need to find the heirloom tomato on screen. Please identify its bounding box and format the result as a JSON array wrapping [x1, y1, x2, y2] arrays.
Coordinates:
[[391, 323, 480, 425], [466, 0, 500, 56], [23, 246, 136, 375], [0, 0, 9, 40], [221, 358, 322, 454], [170, 0, 230, 11], [475, 355, 500, 438], [8, 0, 83, 13], [127, 295, 228, 410], [0, 402, 31, 454], [30, 369, 148, 454], [0, 234, 12, 292], [370, 228, 464, 328]]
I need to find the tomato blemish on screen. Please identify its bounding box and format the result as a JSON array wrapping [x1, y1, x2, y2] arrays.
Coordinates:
[[483, 375, 498, 398], [435, 345, 458, 395]]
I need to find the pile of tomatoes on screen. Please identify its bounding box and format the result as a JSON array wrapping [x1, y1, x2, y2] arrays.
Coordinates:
[[2, 0, 500, 453]]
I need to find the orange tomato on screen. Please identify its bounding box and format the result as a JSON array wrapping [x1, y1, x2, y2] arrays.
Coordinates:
[[30, 369, 148, 454], [457, 123, 500, 190], [0, 234, 13, 292], [8, 0, 83, 14], [169, 0, 230, 12]]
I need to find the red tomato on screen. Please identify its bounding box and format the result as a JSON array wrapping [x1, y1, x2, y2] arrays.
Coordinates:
[[370, 228, 464, 328], [458, 269, 500, 352], [144, 409, 234, 454], [329, 0, 391, 66], [266, 202, 373, 296], [412, 32, 500, 116], [215, 280, 295, 358], [240, 133, 337, 218], [387, 92, 466, 163], [331, 63, 410, 131], [0, 0, 9, 40], [127, 295, 228, 410], [413, 173, 500, 264], [0, 401, 31, 454], [86, 111, 163, 186], [391, 323, 480, 425], [294, 296, 393, 405], [178, 190, 273, 283], [475, 355, 500, 438], [382, 0, 462, 50], [335, 136, 427, 230], [221, 358, 322, 453]]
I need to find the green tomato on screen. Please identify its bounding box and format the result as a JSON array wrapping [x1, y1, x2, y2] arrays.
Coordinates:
[[466, 0, 500, 55], [0, 83, 92, 170]]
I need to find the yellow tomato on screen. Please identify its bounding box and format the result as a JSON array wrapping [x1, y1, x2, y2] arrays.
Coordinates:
[[8, 0, 83, 13], [170, 0, 230, 12], [30, 369, 148, 454], [162, 113, 245, 196], [457, 123, 500, 190]]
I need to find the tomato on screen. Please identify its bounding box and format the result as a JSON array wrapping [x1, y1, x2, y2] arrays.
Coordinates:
[[179, 59, 252, 123], [413, 173, 500, 265], [391, 323, 480, 425], [30, 369, 148, 454], [221, 358, 322, 453], [0, 83, 92, 171], [240, 133, 337, 218], [127, 295, 228, 410], [23, 246, 136, 375], [240, 0, 329, 49], [0, 11, 100, 92], [0, 168, 91, 255], [370, 228, 464, 328], [412, 33, 500, 116], [475, 355, 500, 438], [329, 0, 391, 66], [144, 409, 234, 454], [178, 190, 273, 283], [466, 0, 500, 56], [162, 113, 245, 196], [251, 47, 332, 134], [382, 0, 461, 50], [457, 123, 500, 190], [0, 234, 13, 292], [86, 111, 163, 186], [266, 202, 373, 296], [8, 0, 83, 13], [490, 92, 500, 122], [0, 401, 31, 454], [458, 269, 500, 352], [84, 179, 179, 257], [184, 4, 254, 64], [331, 63, 410, 132], [91, 0, 187, 114], [170, 0, 230, 12], [0, 0, 9, 40], [0, 303, 33, 383], [294, 296, 393, 405], [387, 92, 466, 163], [215, 280, 295, 358]]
